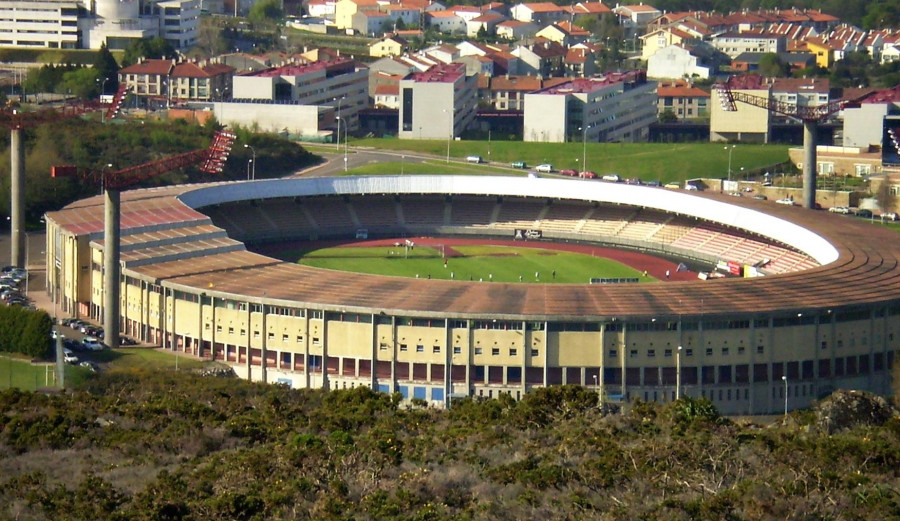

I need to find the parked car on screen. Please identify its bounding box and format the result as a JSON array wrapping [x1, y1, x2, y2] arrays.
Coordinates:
[[881, 212, 898, 221], [559, 169, 577, 177], [79, 361, 99, 372], [534, 164, 554, 173], [579, 171, 597, 179], [625, 177, 643, 185], [119, 336, 138, 346], [829, 206, 851, 214], [82, 336, 103, 351], [601, 174, 621, 182], [752, 194, 768, 200], [465, 155, 483, 164], [776, 198, 795, 205], [856, 209, 873, 218], [63, 348, 79, 364], [511, 161, 527, 169], [728, 191, 743, 197]]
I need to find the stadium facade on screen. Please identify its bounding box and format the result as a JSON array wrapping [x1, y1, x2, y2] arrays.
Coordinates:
[[44, 176, 898, 414]]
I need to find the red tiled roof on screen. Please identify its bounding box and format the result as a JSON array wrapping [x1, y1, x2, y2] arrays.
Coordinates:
[[374, 84, 399, 95], [657, 85, 710, 98], [119, 59, 175, 75], [172, 62, 235, 78], [522, 2, 564, 13], [407, 62, 466, 83]]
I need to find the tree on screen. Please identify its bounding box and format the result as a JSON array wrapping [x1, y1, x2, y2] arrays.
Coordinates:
[[248, 0, 283, 25], [92, 42, 120, 94], [122, 37, 177, 67], [758, 53, 790, 77], [875, 174, 896, 216], [57, 67, 102, 100], [659, 109, 678, 123]]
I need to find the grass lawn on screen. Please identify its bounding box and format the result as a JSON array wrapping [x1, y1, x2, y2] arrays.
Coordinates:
[[349, 139, 791, 184], [0, 356, 60, 391], [294, 244, 652, 283], [344, 159, 515, 176]]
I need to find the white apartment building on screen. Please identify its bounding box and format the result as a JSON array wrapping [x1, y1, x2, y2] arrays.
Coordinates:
[[0, 0, 80, 48], [523, 71, 657, 144], [0, 0, 198, 49], [232, 57, 369, 130], [398, 62, 478, 139], [713, 32, 785, 59]]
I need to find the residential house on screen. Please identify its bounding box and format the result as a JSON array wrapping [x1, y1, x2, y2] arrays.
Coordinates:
[[426, 10, 466, 33], [640, 26, 700, 60], [457, 54, 494, 76], [370, 34, 409, 57], [569, 1, 611, 20], [495, 19, 538, 40], [335, 0, 379, 30], [564, 47, 595, 77], [804, 35, 854, 68], [488, 74, 543, 111], [770, 77, 830, 124], [118, 58, 174, 99], [613, 4, 662, 33], [510, 2, 566, 25], [730, 51, 815, 73], [382, 4, 421, 28], [423, 43, 459, 64], [351, 9, 392, 36], [169, 60, 235, 102], [398, 62, 478, 139], [513, 39, 566, 76], [368, 58, 415, 101], [646, 44, 718, 79], [713, 31, 785, 59], [523, 70, 657, 143], [306, 0, 337, 18], [467, 12, 506, 37], [374, 83, 400, 108], [657, 81, 709, 120], [536, 21, 589, 46]]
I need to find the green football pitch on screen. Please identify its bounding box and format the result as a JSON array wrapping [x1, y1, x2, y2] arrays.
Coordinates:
[[294, 244, 654, 283]]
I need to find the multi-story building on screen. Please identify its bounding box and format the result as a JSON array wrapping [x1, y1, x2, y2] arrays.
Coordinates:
[[509, 1, 565, 25], [118, 58, 174, 99], [713, 31, 785, 59], [0, 0, 198, 50], [523, 70, 657, 143], [169, 60, 235, 102], [232, 57, 369, 130], [656, 81, 709, 120], [398, 62, 478, 139], [0, 0, 79, 48]]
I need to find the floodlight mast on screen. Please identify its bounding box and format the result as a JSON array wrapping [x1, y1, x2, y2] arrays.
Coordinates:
[[714, 75, 870, 209]]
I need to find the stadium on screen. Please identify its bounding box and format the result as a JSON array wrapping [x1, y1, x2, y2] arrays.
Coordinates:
[[44, 175, 899, 414]]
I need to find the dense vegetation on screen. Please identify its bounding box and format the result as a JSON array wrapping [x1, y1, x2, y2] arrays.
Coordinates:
[[0, 370, 897, 520], [0, 118, 318, 226], [0, 306, 51, 359]]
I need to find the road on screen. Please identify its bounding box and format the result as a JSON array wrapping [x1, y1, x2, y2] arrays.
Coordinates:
[[296, 146, 435, 177]]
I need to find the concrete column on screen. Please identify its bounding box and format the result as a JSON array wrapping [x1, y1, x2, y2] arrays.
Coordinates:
[[10, 128, 25, 268], [103, 188, 121, 349], [260, 302, 267, 383], [802, 121, 817, 209]]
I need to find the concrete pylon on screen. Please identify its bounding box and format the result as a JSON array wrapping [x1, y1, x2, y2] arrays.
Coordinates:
[[802, 121, 817, 210], [10, 128, 25, 268], [103, 187, 120, 350]]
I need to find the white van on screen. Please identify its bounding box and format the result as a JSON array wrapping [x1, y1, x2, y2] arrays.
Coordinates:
[[466, 155, 483, 164]]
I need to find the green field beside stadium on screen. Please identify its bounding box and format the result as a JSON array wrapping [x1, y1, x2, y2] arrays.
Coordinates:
[[294, 244, 653, 283]]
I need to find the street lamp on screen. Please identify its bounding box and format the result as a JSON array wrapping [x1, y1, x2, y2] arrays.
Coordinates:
[[592, 373, 597, 391], [580, 125, 592, 173], [676, 345, 682, 399], [724, 144, 735, 182], [244, 144, 256, 180], [338, 116, 349, 172], [246, 159, 253, 180], [782, 375, 788, 416], [100, 163, 113, 195]]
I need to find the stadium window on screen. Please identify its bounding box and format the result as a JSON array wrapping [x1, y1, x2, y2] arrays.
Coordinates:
[[737, 346, 745, 355], [312, 337, 320, 345], [722, 348, 729, 356], [757, 345, 764, 354], [267, 332, 274, 340], [821, 341, 827, 350], [296, 335, 303, 343], [609, 349, 617, 358], [228, 327, 234, 335], [400, 344, 408, 351], [416, 345, 424, 353], [282, 334, 289, 342], [664, 349, 672, 357], [685, 348, 693, 357], [509, 348, 517, 356], [216, 325, 222, 333], [204, 323, 210, 330], [240, 329, 246, 337], [250, 304, 262, 313], [453, 346, 461, 354], [474, 347, 482, 355], [531, 349, 538, 357], [706, 348, 713, 356], [492, 348, 500, 356], [647, 349, 655, 358], [433, 346, 441, 353], [253, 331, 260, 339], [380, 343, 388, 350], [630, 349, 637, 358]]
